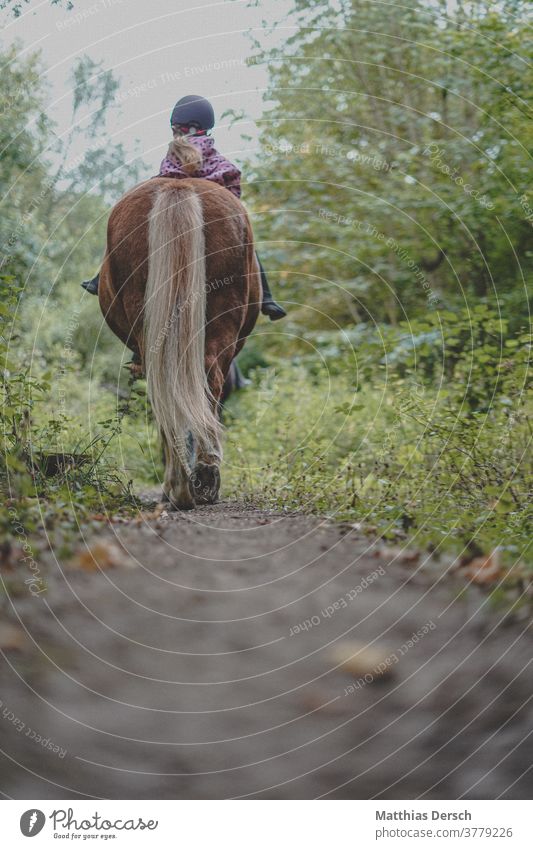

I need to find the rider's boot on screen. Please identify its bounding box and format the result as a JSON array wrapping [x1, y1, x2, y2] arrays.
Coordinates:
[[257, 256, 287, 321], [81, 273, 100, 295]]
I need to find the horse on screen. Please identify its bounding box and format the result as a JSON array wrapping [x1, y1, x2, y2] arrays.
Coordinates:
[[98, 177, 261, 509]]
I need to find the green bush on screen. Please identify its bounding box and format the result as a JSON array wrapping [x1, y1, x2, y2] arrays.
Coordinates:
[[224, 308, 532, 566]]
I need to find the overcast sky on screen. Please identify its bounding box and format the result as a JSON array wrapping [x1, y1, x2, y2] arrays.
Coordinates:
[[4, 0, 293, 174]]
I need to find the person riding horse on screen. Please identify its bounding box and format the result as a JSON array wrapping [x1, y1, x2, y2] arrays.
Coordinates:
[[97, 96, 268, 508], [83, 95, 286, 323]]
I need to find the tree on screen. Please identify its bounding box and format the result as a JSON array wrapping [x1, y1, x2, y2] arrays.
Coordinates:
[[245, 0, 533, 327], [0, 46, 147, 307], [0, 0, 71, 17]]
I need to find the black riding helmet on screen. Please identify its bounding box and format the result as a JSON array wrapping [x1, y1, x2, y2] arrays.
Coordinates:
[[170, 95, 215, 132]]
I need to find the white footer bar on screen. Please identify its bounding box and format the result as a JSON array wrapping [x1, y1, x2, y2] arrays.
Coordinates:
[[2, 799, 530, 848]]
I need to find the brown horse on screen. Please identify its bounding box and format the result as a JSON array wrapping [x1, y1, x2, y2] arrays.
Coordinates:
[[98, 177, 261, 508]]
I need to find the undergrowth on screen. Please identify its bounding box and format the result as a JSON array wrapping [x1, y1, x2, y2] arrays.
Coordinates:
[[224, 307, 532, 568]]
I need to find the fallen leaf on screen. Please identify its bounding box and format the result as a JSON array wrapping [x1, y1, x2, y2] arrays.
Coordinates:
[[298, 691, 348, 715], [462, 549, 503, 585], [0, 622, 27, 651], [373, 546, 420, 564], [134, 506, 164, 524], [330, 640, 394, 680], [70, 541, 135, 572]]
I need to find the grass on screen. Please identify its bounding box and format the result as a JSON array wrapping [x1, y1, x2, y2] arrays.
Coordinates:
[[222, 322, 532, 573]]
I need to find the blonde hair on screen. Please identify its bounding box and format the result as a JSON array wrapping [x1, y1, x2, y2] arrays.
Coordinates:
[[167, 125, 203, 176]]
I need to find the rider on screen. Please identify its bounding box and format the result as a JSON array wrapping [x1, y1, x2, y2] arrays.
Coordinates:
[[82, 94, 286, 322]]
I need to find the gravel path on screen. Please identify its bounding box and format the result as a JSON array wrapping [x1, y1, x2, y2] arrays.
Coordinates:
[[0, 501, 531, 799]]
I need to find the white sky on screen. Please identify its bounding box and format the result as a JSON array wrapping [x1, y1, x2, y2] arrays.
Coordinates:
[[3, 0, 293, 174]]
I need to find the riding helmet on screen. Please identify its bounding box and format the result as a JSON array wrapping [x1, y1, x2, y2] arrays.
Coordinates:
[[170, 95, 215, 131]]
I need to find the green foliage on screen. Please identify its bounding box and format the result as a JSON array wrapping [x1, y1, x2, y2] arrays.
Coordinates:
[[224, 307, 532, 566], [0, 272, 145, 537], [0, 0, 71, 16], [245, 0, 533, 325], [0, 2, 530, 586], [0, 43, 151, 543], [220, 0, 533, 573]]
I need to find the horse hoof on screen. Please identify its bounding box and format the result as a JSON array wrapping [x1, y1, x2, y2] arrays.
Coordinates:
[[189, 463, 220, 505], [162, 489, 196, 511]]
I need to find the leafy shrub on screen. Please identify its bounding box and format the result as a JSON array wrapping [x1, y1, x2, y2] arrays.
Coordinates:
[[224, 307, 532, 567]]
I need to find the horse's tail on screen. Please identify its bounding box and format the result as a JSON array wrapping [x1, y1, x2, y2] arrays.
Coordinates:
[[143, 186, 220, 472]]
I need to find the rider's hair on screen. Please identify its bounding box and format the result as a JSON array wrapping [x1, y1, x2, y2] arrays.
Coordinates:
[[168, 125, 203, 176]]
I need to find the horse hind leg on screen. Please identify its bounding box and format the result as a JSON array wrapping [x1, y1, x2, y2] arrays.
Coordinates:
[[190, 433, 221, 505], [161, 433, 195, 510], [189, 357, 224, 505]]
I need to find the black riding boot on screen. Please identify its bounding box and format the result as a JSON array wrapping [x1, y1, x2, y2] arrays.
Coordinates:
[[257, 256, 286, 321], [81, 272, 100, 295]]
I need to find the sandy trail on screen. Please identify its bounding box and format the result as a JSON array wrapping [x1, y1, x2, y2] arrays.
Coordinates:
[[0, 501, 531, 799]]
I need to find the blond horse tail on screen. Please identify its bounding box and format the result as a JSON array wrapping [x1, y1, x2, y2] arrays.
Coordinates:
[[144, 186, 220, 474]]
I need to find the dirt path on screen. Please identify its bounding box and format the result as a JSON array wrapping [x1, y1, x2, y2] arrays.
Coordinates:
[[0, 501, 531, 799]]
